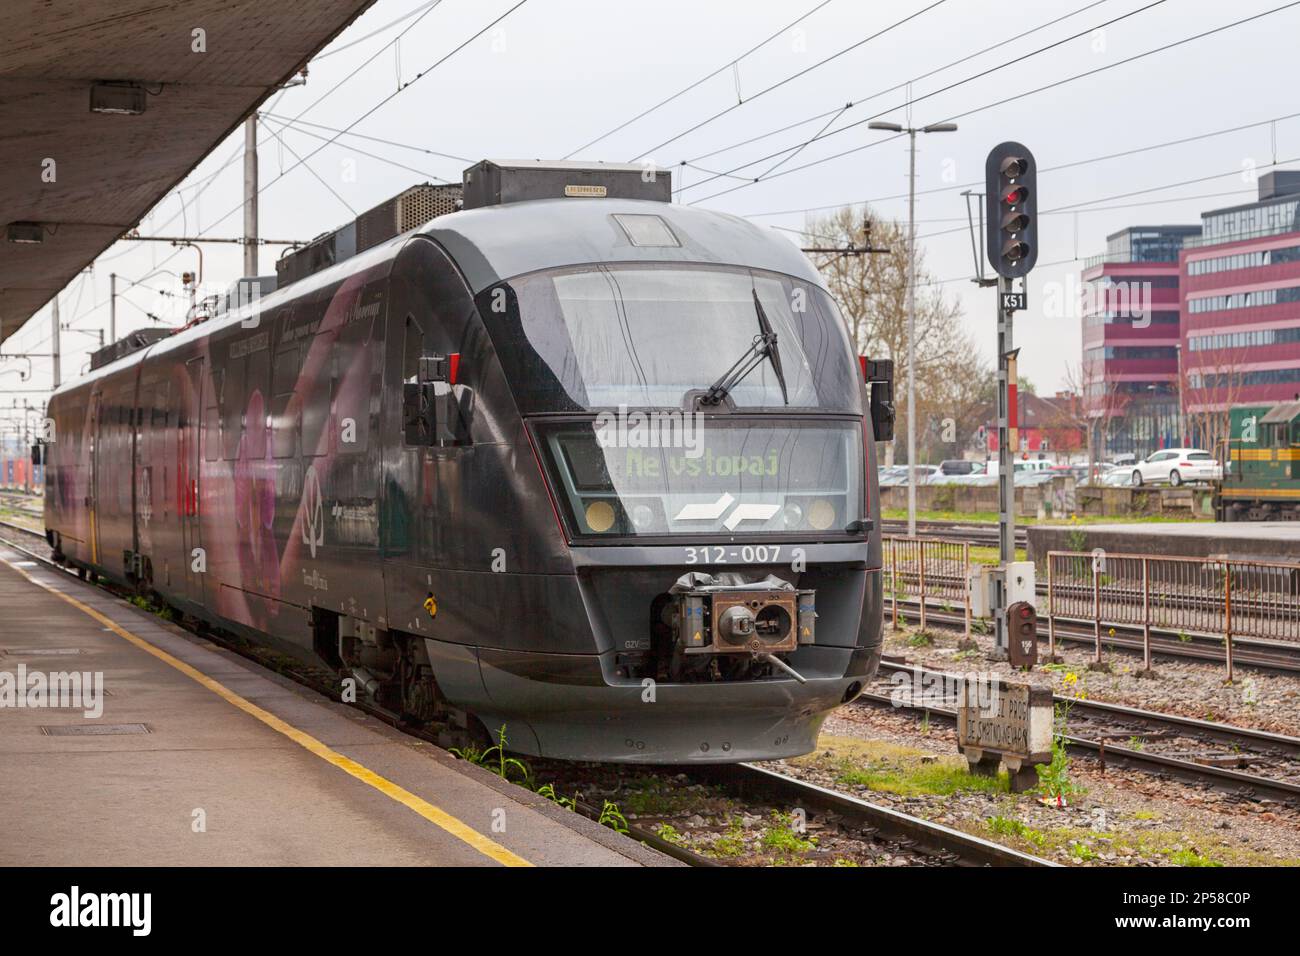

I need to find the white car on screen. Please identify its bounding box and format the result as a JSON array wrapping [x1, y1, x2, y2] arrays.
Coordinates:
[[1129, 448, 1222, 487]]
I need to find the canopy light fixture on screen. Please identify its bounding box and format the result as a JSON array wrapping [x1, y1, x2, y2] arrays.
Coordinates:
[[6, 222, 45, 244], [90, 81, 147, 115]]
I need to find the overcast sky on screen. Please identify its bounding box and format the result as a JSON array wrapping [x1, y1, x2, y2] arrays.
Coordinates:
[[6, 0, 1299, 414]]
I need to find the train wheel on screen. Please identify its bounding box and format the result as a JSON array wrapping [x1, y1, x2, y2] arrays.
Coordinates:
[[1169, 470, 1182, 487]]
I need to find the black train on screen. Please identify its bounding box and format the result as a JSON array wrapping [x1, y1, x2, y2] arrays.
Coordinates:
[[44, 160, 890, 762]]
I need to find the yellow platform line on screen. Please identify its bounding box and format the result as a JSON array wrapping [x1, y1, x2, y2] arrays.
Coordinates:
[[1, 556, 531, 868]]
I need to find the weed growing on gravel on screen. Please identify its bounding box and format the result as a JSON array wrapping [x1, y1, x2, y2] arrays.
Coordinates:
[[598, 800, 630, 834], [1035, 703, 1085, 804], [1168, 848, 1221, 867], [709, 818, 748, 858], [1069, 842, 1099, 862], [654, 823, 686, 847], [450, 725, 532, 785], [760, 811, 817, 859]]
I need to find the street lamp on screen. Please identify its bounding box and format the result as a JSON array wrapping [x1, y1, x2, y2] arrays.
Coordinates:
[[868, 120, 958, 536]]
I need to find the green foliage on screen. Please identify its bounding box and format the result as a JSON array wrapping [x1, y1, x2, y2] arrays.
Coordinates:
[[907, 630, 935, 647], [709, 818, 748, 859], [534, 783, 576, 811], [598, 800, 629, 834], [450, 725, 532, 785], [1069, 841, 1099, 862], [1035, 703, 1084, 802], [1168, 848, 1221, 867], [760, 811, 817, 857], [654, 823, 687, 848]]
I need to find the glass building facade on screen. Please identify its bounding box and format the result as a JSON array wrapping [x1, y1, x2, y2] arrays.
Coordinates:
[[1079, 225, 1200, 459]]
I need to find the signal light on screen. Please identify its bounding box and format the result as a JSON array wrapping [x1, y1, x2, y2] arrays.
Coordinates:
[[985, 142, 1038, 279], [1001, 211, 1029, 233]]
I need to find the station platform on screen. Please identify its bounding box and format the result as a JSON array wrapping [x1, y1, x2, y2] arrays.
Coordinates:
[[0, 546, 671, 867], [1027, 521, 1300, 565]]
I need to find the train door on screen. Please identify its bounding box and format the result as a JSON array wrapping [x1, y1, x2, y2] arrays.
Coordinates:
[[88, 390, 103, 566], [181, 356, 205, 603]]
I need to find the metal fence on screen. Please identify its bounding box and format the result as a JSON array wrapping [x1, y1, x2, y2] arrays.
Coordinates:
[[1046, 550, 1300, 680], [882, 538, 1300, 680], [885, 537, 971, 639]]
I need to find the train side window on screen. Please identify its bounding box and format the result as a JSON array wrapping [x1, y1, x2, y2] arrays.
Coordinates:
[[336, 309, 375, 455], [204, 369, 223, 462], [272, 346, 299, 395], [221, 352, 246, 460], [301, 333, 335, 456], [246, 349, 270, 460], [271, 345, 300, 460]]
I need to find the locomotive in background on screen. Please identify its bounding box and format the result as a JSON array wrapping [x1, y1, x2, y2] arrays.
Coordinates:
[[42, 160, 894, 763]]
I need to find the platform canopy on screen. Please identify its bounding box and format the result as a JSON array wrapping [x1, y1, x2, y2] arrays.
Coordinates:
[[0, 0, 377, 345]]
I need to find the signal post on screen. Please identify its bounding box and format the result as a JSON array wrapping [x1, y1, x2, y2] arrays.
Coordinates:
[[984, 142, 1037, 660]]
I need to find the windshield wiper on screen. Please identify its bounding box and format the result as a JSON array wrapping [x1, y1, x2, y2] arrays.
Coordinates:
[[699, 290, 790, 407]]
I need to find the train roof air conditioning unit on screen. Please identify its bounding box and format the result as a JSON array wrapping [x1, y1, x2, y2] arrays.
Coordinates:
[[275, 183, 462, 289], [461, 159, 671, 210]]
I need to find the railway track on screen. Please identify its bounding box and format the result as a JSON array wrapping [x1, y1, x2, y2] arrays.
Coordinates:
[[871, 660, 1300, 807], [891, 598, 1300, 674], [0, 517, 1050, 867], [881, 518, 1025, 549]]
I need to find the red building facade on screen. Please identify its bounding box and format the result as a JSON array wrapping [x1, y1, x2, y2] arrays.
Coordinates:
[[1180, 171, 1300, 414], [1079, 225, 1199, 458]]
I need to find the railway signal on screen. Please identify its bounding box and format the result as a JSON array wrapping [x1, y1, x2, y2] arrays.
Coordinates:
[[984, 142, 1038, 279], [977, 141, 1041, 660]]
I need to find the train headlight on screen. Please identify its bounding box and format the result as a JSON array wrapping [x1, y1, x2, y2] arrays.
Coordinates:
[[585, 500, 616, 533], [630, 503, 655, 530], [807, 499, 836, 531], [781, 502, 804, 528]]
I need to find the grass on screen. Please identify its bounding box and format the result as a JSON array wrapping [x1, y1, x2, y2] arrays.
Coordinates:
[[968, 545, 1028, 565], [799, 738, 1009, 798], [979, 816, 1291, 867]]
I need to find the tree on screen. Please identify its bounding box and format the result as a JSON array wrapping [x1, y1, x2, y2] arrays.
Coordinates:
[[1183, 343, 1251, 458], [806, 207, 990, 464]]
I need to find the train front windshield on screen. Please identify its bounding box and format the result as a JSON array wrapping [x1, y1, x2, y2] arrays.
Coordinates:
[[502, 263, 861, 413], [498, 263, 866, 540]]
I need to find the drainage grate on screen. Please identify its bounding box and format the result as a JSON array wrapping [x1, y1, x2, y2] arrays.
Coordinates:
[[41, 723, 150, 736]]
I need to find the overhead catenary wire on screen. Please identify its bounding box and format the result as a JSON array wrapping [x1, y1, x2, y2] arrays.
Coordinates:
[[743, 109, 1300, 222], [563, 0, 839, 159], [680, 0, 1181, 198], [627, 0, 951, 163], [686, 0, 1300, 205], [682, 0, 1114, 168]]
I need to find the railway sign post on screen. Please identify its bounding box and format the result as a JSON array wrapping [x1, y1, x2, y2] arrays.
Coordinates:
[[957, 676, 1053, 793], [984, 142, 1039, 660]]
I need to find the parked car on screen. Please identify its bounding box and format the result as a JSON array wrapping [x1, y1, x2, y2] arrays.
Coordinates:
[[1129, 448, 1222, 486], [938, 459, 985, 476]]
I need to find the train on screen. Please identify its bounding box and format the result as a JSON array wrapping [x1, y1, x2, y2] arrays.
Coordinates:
[[1215, 399, 1300, 521], [41, 159, 893, 763]]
